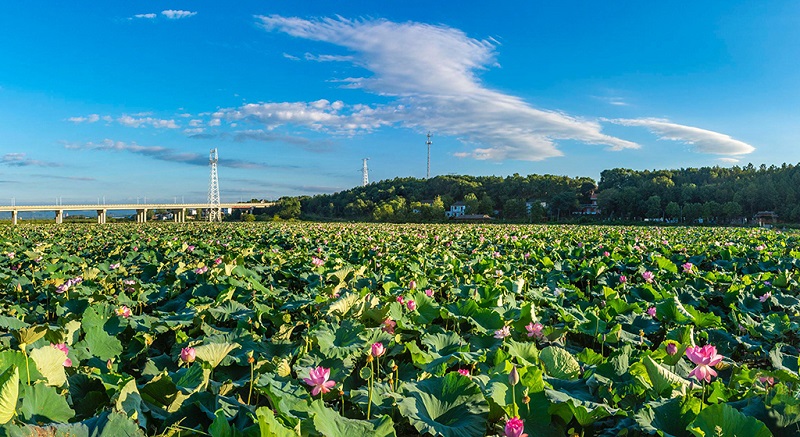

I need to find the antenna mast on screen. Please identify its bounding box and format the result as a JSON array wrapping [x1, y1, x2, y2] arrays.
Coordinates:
[[207, 148, 222, 222], [426, 132, 432, 179], [362, 158, 370, 186]]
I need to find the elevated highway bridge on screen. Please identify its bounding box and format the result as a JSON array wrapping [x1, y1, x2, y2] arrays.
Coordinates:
[[0, 203, 273, 224]]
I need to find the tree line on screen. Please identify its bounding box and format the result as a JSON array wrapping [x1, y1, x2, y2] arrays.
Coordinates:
[[240, 163, 800, 223]]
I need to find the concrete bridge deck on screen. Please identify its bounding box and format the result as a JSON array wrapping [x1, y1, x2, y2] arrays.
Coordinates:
[[0, 202, 272, 224]]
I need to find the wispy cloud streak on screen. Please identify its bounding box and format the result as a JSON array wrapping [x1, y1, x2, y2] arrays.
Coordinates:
[[254, 15, 640, 161], [609, 118, 756, 155]]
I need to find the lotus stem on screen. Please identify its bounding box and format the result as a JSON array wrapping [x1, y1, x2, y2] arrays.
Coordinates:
[[367, 360, 374, 420], [247, 357, 254, 405]]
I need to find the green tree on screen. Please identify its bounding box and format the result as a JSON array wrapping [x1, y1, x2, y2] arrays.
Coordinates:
[[463, 193, 479, 214], [644, 195, 662, 219], [665, 202, 680, 220], [277, 197, 301, 220]]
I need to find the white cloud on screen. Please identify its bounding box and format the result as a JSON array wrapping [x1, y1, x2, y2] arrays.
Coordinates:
[[609, 118, 756, 155], [304, 53, 354, 62], [2, 153, 61, 167], [254, 15, 638, 161], [282, 53, 300, 61], [66, 139, 267, 169], [218, 100, 392, 135], [68, 114, 100, 123], [161, 10, 197, 20], [717, 157, 740, 163], [117, 115, 179, 129], [133, 13, 157, 19]]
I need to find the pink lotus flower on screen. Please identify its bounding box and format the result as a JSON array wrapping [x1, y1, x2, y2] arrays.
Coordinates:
[[115, 305, 132, 318], [194, 266, 208, 274], [759, 292, 772, 302], [396, 296, 405, 304], [682, 262, 694, 273], [642, 271, 654, 283], [603, 251, 610, 257], [646, 306, 657, 318], [214, 257, 223, 265], [504, 416, 528, 437], [758, 376, 775, 387], [109, 263, 120, 270], [406, 300, 417, 311], [425, 289, 434, 297], [494, 326, 511, 339], [6, 252, 14, 259], [52, 343, 72, 367], [619, 275, 627, 284], [666, 342, 678, 356], [457, 368, 470, 377], [755, 244, 766, 251], [685, 345, 724, 383], [311, 257, 325, 267], [180, 347, 196, 363], [525, 322, 544, 340], [382, 319, 396, 334], [187, 245, 195, 252], [409, 280, 417, 290], [303, 366, 336, 396], [371, 342, 385, 357]]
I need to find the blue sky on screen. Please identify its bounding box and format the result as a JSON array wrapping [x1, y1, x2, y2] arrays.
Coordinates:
[[1, 1, 798, 204]]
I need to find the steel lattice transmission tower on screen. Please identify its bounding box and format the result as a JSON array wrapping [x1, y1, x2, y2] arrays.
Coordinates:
[[361, 158, 370, 186], [426, 132, 432, 179], [207, 148, 222, 222]]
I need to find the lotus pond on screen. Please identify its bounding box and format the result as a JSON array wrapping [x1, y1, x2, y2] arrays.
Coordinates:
[[0, 223, 799, 436]]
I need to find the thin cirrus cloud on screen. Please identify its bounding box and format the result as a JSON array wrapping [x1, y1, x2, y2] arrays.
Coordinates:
[[65, 139, 274, 169], [68, 114, 179, 129], [130, 10, 196, 20], [2, 153, 61, 167], [161, 10, 197, 20], [608, 118, 756, 156], [252, 15, 640, 161], [213, 99, 392, 135]]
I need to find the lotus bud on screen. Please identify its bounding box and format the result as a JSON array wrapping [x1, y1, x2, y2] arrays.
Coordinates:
[[509, 365, 519, 386]]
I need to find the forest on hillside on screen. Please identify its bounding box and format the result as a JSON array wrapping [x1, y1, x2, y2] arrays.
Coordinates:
[[244, 163, 800, 223]]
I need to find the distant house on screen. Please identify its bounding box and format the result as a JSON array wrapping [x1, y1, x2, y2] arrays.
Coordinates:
[[754, 211, 778, 226], [446, 202, 467, 218], [576, 192, 600, 215], [525, 199, 547, 214]]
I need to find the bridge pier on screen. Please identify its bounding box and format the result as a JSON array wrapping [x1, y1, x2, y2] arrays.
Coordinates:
[[11, 211, 17, 225], [96, 209, 107, 224], [172, 208, 186, 223], [55, 210, 63, 224], [136, 209, 148, 224]]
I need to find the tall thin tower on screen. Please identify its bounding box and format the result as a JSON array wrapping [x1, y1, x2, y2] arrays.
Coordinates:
[[426, 132, 432, 179], [207, 148, 222, 222], [362, 158, 370, 186]]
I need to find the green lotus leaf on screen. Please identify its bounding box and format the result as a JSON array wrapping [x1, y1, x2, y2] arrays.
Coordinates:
[[315, 320, 366, 359], [115, 378, 147, 430], [308, 399, 395, 437], [256, 406, 299, 437], [29, 345, 68, 387], [14, 325, 48, 348], [194, 342, 240, 368], [397, 372, 489, 437], [506, 340, 539, 366], [20, 382, 75, 424], [0, 366, 19, 424], [634, 397, 701, 437], [539, 346, 580, 380], [642, 355, 691, 397], [687, 403, 771, 437]]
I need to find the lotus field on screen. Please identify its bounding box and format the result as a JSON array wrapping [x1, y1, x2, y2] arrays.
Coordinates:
[[1, 223, 799, 436]]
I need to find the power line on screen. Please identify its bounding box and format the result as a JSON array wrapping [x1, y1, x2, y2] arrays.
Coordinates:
[[426, 132, 432, 179]]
